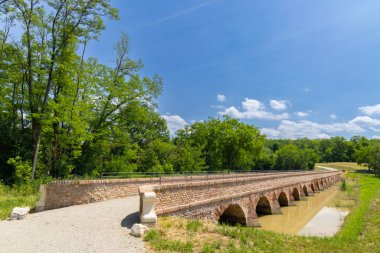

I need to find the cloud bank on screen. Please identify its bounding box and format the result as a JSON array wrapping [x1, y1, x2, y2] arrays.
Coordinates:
[[219, 98, 289, 120]]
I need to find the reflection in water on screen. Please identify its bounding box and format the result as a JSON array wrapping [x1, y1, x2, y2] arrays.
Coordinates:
[[257, 186, 349, 236], [298, 207, 349, 237]]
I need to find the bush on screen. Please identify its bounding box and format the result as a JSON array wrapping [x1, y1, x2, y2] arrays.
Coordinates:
[[340, 179, 347, 191], [7, 156, 32, 186]]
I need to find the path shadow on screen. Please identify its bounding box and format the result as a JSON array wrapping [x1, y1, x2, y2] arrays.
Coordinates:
[[121, 211, 140, 229]]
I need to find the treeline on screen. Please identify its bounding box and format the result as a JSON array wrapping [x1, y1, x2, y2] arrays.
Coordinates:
[[1, 1, 379, 188], [264, 137, 380, 173]]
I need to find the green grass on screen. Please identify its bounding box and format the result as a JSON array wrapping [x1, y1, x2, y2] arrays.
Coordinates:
[[186, 219, 203, 232], [145, 230, 194, 253], [0, 183, 39, 220], [146, 163, 380, 253]]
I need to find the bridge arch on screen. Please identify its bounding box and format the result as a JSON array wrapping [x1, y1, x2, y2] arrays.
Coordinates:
[[302, 185, 308, 196], [218, 204, 247, 226], [311, 183, 315, 193], [292, 188, 300, 201], [256, 196, 272, 215], [278, 192, 289, 206]]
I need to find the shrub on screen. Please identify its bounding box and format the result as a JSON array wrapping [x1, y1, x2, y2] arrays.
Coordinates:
[[340, 179, 347, 191]]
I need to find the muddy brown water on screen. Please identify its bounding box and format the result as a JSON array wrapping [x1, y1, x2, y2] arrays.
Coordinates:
[[257, 186, 349, 236]]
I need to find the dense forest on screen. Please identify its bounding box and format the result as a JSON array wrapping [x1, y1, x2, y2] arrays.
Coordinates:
[[1, 1, 380, 189]]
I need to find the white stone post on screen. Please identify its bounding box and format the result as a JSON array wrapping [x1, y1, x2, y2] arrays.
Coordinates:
[[140, 192, 157, 226], [35, 185, 47, 212]]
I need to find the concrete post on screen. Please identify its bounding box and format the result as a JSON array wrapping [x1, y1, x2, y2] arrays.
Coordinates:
[[140, 192, 157, 226], [35, 185, 47, 212]]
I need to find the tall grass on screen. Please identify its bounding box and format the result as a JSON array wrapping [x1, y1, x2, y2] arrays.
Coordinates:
[[0, 182, 41, 220], [340, 179, 347, 191]]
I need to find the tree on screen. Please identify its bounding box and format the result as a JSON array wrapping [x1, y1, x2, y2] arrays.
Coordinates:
[[369, 146, 380, 177], [0, 1, 166, 181], [6, 0, 119, 180], [254, 147, 276, 170], [176, 117, 265, 171], [275, 144, 304, 170], [300, 148, 319, 170], [355, 144, 380, 175]]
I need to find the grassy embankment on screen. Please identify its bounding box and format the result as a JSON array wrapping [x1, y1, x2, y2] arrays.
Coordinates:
[[0, 183, 40, 220], [144, 163, 380, 253]]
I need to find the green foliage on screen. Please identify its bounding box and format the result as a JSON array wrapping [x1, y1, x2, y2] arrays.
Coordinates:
[[144, 229, 161, 242], [355, 144, 380, 176], [274, 144, 317, 170], [340, 179, 347, 191], [7, 156, 31, 185], [176, 117, 265, 171], [253, 147, 276, 170], [0, 182, 40, 219]]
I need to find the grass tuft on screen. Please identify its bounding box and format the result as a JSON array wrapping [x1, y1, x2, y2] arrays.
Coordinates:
[[186, 219, 203, 232]]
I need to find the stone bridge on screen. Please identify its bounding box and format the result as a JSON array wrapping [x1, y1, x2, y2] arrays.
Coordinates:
[[139, 170, 342, 227]]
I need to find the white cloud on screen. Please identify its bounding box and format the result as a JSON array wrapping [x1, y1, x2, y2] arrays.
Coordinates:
[[370, 127, 380, 132], [161, 115, 188, 135], [359, 104, 380, 116], [330, 114, 337, 120], [373, 135, 380, 139], [262, 119, 364, 139], [295, 111, 310, 117], [349, 116, 380, 126], [219, 98, 288, 120], [217, 94, 226, 102], [270, 100, 288, 111]]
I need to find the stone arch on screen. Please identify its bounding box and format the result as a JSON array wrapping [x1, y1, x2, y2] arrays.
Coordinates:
[[218, 204, 247, 226], [256, 196, 272, 216], [311, 184, 315, 193], [302, 185, 308, 196], [278, 192, 289, 206], [292, 188, 300, 201]]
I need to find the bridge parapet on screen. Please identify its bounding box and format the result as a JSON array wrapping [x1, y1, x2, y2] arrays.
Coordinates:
[[139, 171, 343, 227]]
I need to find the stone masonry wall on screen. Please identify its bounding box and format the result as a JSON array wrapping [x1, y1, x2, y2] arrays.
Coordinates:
[[36, 171, 305, 211], [139, 171, 342, 216], [38, 178, 161, 211]]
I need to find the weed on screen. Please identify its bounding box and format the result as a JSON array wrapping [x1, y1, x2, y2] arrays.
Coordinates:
[[340, 179, 347, 191], [186, 219, 203, 232]]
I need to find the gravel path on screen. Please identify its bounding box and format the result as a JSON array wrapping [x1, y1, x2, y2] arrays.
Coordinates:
[[315, 166, 339, 171], [0, 196, 145, 253]]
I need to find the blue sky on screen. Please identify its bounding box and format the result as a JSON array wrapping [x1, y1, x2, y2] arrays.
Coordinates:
[[87, 0, 380, 139]]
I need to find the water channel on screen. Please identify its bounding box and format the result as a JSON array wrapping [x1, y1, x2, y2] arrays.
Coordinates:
[[257, 185, 350, 236]]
